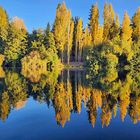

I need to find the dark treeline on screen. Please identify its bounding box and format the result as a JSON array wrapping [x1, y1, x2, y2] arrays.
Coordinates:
[[0, 2, 140, 67]]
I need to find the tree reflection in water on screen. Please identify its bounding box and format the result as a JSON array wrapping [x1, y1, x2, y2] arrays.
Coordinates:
[[0, 67, 140, 128]]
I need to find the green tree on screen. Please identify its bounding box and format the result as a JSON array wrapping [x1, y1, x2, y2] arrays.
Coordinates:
[[4, 17, 27, 64], [5, 71, 27, 108], [45, 23, 56, 53]]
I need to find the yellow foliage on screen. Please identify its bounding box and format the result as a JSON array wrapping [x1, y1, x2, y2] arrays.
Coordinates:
[[0, 54, 4, 66]]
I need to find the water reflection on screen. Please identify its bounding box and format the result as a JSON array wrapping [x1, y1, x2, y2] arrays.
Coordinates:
[[0, 67, 140, 128]]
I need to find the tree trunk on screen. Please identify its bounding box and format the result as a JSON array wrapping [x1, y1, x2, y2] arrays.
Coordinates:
[[67, 21, 70, 65], [66, 69, 70, 92], [61, 50, 63, 63], [67, 49, 70, 65], [75, 42, 77, 62]]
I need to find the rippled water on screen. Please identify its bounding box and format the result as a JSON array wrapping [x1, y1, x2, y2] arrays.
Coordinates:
[[0, 69, 140, 140]]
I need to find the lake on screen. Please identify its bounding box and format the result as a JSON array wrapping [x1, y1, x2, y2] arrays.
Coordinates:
[[0, 68, 140, 140]]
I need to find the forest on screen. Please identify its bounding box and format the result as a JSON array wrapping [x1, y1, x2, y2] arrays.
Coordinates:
[[0, 2, 139, 70], [0, 2, 140, 128]]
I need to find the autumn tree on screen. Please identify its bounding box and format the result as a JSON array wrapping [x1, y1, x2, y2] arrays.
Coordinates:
[[65, 15, 74, 64], [121, 12, 133, 60], [103, 3, 115, 42], [96, 26, 103, 45], [89, 4, 99, 45], [53, 82, 73, 127], [82, 25, 92, 60], [53, 2, 69, 63], [0, 6, 9, 53], [74, 18, 83, 62], [132, 7, 140, 42], [0, 91, 10, 122]]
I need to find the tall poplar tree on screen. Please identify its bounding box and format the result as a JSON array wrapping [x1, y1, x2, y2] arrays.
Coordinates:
[[103, 3, 115, 42], [116, 15, 120, 28], [121, 12, 133, 60], [132, 7, 140, 42], [96, 26, 103, 45], [53, 2, 69, 63], [0, 6, 9, 53], [74, 18, 83, 62], [109, 4, 115, 23], [83, 25, 92, 60], [89, 4, 99, 45], [66, 15, 74, 64]]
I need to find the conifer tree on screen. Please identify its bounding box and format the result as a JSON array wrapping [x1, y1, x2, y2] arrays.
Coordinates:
[[45, 23, 56, 53], [4, 17, 27, 64], [44, 24, 59, 65]]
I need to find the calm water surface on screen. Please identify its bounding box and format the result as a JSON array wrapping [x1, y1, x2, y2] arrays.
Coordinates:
[[0, 69, 140, 140]]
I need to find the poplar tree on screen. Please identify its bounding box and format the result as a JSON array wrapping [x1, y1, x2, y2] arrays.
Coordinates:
[[108, 15, 121, 54], [103, 3, 109, 42], [121, 12, 133, 60], [66, 15, 74, 64], [96, 26, 103, 45], [108, 17, 120, 41], [0, 6, 9, 53], [74, 18, 83, 62], [116, 15, 120, 28], [89, 4, 99, 45], [83, 25, 92, 48], [103, 3, 115, 42], [83, 25, 92, 60], [132, 7, 140, 42], [53, 2, 68, 63], [109, 4, 115, 23]]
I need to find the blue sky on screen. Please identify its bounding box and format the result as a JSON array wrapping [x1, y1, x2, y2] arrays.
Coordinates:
[[0, 0, 140, 32]]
